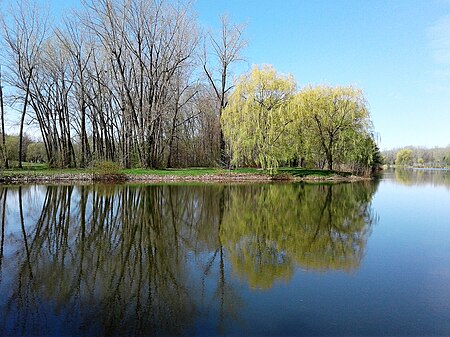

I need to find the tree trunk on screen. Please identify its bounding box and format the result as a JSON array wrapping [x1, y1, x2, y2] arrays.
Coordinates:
[[0, 68, 8, 169], [18, 71, 33, 169], [80, 105, 87, 167], [219, 128, 228, 168]]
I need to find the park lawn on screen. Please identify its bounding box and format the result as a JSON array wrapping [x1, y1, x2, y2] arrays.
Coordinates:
[[0, 163, 89, 176], [0, 163, 349, 179], [121, 167, 267, 176], [277, 167, 351, 177], [122, 167, 227, 176], [0, 165, 259, 177], [118, 167, 347, 177]]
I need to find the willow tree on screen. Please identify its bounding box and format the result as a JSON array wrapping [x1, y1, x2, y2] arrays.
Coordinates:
[[395, 148, 413, 166], [296, 85, 372, 171], [221, 65, 296, 170]]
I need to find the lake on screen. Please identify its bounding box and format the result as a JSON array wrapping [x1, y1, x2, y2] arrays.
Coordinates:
[[0, 169, 449, 336]]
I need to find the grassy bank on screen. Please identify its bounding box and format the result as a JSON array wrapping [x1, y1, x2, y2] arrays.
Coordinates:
[[0, 163, 364, 183]]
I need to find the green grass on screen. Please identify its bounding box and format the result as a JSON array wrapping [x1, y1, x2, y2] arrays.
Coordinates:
[[121, 167, 265, 176], [1, 163, 350, 179], [0, 162, 91, 176], [277, 167, 351, 177], [122, 167, 221, 176]]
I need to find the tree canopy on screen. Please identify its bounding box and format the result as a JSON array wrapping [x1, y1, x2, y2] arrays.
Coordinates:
[[395, 149, 413, 166], [222, 66, 378, 174], [295, 85, 372, 171], [222, 65, 296, 170]]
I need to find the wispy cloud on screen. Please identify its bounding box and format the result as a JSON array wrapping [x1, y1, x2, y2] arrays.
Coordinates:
[[429, 14, 450, 64]]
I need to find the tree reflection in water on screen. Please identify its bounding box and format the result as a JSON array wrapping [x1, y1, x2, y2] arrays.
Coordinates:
[[0, 182, 378, 336], [221, 183, 378, 289], [394, 168, 450, 188]]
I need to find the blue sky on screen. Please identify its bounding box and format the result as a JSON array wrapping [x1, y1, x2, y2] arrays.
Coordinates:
[[7, 0, 450, 149], [195, 0, 450, 149]]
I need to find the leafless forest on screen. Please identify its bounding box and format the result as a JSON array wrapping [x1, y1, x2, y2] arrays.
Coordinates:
[[0, 0, 245, 168]]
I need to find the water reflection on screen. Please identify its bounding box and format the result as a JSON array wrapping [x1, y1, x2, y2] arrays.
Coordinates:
[[394, 168, 450, 188], [222, 183, 377, 289], [0, 182, 378, 336]]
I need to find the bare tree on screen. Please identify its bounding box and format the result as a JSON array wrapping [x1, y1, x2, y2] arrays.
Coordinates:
[[202, 15, 246, 167], [83, 0, 198, 168], [0, 0, 244, 169], [56, 15, 93, 167], [1, 0, 48, 168]]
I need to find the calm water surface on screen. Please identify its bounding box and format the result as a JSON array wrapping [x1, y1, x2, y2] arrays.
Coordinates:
[[0, 169, 449, 336]]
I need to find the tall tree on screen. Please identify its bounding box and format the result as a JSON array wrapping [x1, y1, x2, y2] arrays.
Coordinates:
[[297, 85, 371, 171], [1, 0, 47, 168], [202, 15, 246, 167], [222, 65, 296, 170], [84, 0, 198, 168], [56, 16, 93, 167]]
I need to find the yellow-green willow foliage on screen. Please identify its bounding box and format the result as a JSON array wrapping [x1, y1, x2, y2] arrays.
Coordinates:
[[295, 85, 372, 171], [222, 67, 378, 173], [221, 65, 297, 170], [219, 182, 378, 289]]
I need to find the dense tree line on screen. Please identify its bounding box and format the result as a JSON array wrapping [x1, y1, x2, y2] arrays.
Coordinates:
[[0, 0, 380, 174], [383, 146, 450, 167], [0, 0, 240, 169], [0, 133, 48, 164]]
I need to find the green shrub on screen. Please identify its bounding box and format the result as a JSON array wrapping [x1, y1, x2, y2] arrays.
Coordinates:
[[94, 161, 121, 175]]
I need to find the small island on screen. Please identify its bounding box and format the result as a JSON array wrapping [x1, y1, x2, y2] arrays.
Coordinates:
[[0, 165, 370, 184], [0, 63, 382, 181], [0, 5, 382, 180]]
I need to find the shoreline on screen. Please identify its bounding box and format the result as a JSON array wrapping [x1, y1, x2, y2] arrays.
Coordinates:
[[0, 172, 372, 184]]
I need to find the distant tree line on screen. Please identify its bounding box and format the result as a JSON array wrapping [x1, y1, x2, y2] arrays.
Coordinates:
[[0, 134, 46, 163], [0, 0, 380, 175], [383, 146, 450, 167]]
